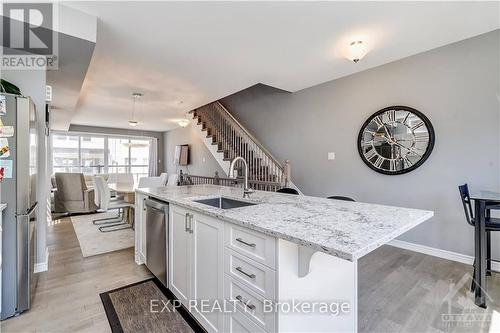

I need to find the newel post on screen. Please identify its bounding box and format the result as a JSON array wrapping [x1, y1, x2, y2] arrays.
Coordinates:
[[283, 160, 291, 187], [179, 169, 184, 186]]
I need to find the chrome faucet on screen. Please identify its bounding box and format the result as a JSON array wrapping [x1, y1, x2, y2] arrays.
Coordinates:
[[228, 156, 254, 198]]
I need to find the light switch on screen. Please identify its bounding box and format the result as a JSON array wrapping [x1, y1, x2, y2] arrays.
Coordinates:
[[328, 152, 336, 160], [202, 157, 206, 163]]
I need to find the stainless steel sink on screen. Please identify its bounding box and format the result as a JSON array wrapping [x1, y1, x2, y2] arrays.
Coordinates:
[[193, 197, 257, 209]]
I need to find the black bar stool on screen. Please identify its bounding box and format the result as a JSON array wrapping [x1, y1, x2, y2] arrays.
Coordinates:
[[327, 196, 356, 202], [276, 187, 299, 195], [458, 184, 500, 289]]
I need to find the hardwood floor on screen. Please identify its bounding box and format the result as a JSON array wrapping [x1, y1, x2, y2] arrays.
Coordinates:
[[1, 217, 498, 332], [1, 218, 151, 333], [359, 246, 500, 333]]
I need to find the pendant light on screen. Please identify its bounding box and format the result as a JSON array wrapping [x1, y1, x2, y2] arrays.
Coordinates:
[[123, 92, 148, 148], [128, 92, 142, 127]]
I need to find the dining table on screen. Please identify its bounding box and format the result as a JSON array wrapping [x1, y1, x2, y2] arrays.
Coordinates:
[[108, 182, 137, 226], [469, 189, 500, 308]]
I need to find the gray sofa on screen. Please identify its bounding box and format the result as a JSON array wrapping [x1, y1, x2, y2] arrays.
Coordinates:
[[54, 173, 98, 214]]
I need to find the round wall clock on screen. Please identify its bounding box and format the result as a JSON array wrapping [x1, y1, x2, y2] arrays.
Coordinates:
[[357, 106, 435, 175]]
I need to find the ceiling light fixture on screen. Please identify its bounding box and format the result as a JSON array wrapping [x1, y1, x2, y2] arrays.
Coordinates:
[[128, 92, 143, 127], [347, 40, 368, 63], [178, 119, 189, 128]]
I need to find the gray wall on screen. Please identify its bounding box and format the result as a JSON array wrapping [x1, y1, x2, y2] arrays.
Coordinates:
[[164, 123, 226, 177], [2, 69, 49, 266], [220, 30, 500, 258], [68, 124, 165, 173]]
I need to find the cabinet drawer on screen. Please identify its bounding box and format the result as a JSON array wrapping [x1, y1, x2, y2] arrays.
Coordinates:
[[224, 308, 267, 333], [225, 224, 276, 268], [224, 250, 275, 299], [224, 275, 275, 332]]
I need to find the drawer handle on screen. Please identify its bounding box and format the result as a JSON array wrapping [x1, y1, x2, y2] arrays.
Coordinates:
[[235, 295, 256, 310], [235, 266, 256, 279], [235, 238, 256, 248]]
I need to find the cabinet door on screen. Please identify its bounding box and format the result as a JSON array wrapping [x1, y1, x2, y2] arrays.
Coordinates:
[[169, 206, 191, 307], [191, 213, 224, 333]]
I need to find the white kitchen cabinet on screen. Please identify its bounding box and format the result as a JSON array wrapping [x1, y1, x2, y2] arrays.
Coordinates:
[[224, 274, 275, 332], [135, 195, 357, 333], [225, 309, 266, 333], [225, 223, 276, 269], [169, 204, 224, 333], [191, 211, 224, 332], [169, 205, 192, 307], [224, 249, 276, 299]]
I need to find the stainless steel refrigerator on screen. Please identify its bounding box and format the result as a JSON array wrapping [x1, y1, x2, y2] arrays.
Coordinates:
[[0, 93, 38, 319]]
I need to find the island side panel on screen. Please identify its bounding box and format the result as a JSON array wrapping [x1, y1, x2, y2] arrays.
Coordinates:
[[135, 192, 147, 265], [277, 239, 357, 332]]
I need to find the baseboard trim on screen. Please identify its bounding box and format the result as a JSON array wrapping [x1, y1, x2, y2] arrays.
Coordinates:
[[34, 247, 49, 273], [135, 252, 146, 265], [388, 239, 500, 271]]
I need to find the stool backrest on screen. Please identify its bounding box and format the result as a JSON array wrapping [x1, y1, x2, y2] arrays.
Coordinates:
[[159, 173, 168, 186], [167, 174, 178, 187], [116, 173, 134, 185], [327, 196, 356, 202], [138, 176, 164, 188], [458, 184, 474, 226], [276, 187, 299, 195]]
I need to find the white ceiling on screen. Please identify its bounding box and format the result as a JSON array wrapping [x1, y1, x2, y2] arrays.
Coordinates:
[[64, 1, 499, 132]]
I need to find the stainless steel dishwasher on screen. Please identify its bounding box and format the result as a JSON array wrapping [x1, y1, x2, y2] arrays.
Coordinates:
[[145, 198, 169, 287]]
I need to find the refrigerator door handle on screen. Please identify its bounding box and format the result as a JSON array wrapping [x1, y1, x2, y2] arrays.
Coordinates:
[[15, 202, 38, 217]]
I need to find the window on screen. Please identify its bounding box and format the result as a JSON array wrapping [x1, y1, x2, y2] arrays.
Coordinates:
[[51, 133, 152, 181], [130, 140, 150, 181], [52, 134, 79, 173], [108, 138, 129, 174], [80, 136, 105, 174]]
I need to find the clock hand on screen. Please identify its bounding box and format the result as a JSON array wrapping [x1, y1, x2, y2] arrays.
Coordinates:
[[382, 124, 393, 140], [379, 134, 423, 157], [392, 140, 423, 157]]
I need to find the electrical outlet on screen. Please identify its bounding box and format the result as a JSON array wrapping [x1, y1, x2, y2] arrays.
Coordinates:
[[328, 152, 336, 160]]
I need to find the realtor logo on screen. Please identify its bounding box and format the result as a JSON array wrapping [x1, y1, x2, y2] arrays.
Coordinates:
[[1, 3, 57, 69], [3, 3, 53, 54], [440, 273, 494, 329]]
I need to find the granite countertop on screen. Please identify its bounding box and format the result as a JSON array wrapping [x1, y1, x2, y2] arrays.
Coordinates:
[[0, 203, 6, 212], [137, 185, 433, 261]]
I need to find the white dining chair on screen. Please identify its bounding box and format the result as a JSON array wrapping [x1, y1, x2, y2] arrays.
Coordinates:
[[93, 176, 133, 232], [93, 176, 121, 223], [115, 173, 134, 185], [159, 172, 168, 186], [166, 174, 178, 187], [138, 176, 165, 188]]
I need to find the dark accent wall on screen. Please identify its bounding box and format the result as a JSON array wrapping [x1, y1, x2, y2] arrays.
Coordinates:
[[220, 30, 500, 257]]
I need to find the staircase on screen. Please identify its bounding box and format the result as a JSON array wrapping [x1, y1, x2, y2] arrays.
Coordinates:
[[190, 101, 292, 190]]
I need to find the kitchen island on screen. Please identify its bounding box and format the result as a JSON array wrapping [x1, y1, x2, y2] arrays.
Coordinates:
[[135, 185, 433, 333]]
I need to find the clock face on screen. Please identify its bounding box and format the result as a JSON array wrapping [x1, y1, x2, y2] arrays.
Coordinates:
[[357, 106, 435, 175]]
